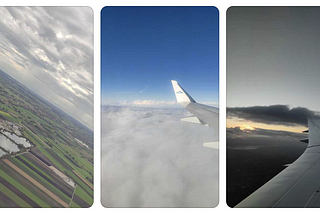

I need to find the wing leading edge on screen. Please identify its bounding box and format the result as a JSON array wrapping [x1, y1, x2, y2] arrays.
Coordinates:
[[236, 118, 320, 208], [171, 80, 219, 149]]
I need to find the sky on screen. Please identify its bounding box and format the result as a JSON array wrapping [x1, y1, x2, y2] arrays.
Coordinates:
[[227, 7, 320, 132], [101, 6, 219, 107], [0, 7, 93, 129], [101, 106, 218, 207], [228, 7, 320, 111]]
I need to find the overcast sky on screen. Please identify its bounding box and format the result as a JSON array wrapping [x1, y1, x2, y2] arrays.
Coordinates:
[[227, 7, 320, 113], [0, 7, 93, 129]]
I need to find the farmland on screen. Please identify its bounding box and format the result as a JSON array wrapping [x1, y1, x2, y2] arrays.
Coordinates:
[[0, 70, 93, 207]]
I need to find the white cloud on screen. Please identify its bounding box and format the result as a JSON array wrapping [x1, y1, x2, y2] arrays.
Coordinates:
[[101, 106, 218, 207], [102, 100, 219, 110], [200, 102, 219, 108], [132, 100, 176, 106], [103, 100, 180, 108], [0, 7, 93, 128]]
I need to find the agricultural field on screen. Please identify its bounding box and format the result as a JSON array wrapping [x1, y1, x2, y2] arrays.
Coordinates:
[[0, 70, 93, 207]]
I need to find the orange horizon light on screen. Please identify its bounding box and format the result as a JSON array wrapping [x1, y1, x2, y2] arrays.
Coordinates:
[[240, 124, 255, 131]]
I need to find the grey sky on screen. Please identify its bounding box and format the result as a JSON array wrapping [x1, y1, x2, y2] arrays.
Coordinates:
[[227, 7, 320, 112], [0, 7, 93, 128], [101, 106, 218, 207]]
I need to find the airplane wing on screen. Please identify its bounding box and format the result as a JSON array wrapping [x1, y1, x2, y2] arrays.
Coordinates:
[[236, 118, 320, 208], [171, 80, 219, 149]]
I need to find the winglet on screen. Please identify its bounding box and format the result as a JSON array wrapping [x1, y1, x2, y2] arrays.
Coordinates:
[[307, 118, 320, 147], [171, 80, 196, 107]]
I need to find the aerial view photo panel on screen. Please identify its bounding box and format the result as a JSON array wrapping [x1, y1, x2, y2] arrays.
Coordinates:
[[101, 6, 219, 208], [227, 6, 320, 208], [0, 7, 93, 208]]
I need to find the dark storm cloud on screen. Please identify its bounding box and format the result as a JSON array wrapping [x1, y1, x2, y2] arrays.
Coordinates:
[[227, 105, 319, 126], [0, 7, 93, 128]]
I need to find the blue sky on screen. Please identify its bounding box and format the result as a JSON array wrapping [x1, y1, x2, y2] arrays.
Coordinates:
[[101, 6, 219, 106]]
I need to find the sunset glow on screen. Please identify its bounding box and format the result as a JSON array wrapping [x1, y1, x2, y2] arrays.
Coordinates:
[[240, 124, 255, 130], [227, 118, 306, 133]]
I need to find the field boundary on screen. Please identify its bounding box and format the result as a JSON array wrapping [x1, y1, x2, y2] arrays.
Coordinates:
[[23, 125, 50, 148], [69, 184, 77, 207], [72, 170, 93, 189], [3, 159, 68, 208]]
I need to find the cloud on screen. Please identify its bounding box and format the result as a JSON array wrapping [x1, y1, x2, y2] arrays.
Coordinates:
[[102, 100, 180, 108], [227, 105, 319, 126], [139, 85, 149, 94], [102, 100, 218, 109], [101, 106, 218, 207], [131, 100, 177, 106], [200, 102, 219, 108], [227, 126, 307, 140], [227, 126, 307, 151], [0, 7, 93, 128]]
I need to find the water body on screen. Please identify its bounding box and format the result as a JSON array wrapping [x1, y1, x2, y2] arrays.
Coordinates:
[[0, 149, 6, 157], [2, 131, 31, 147], [0, 134, 19, 152]]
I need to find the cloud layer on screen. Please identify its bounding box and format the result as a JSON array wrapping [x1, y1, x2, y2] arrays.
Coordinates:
[[227, 105, 319, 126], [0, 7, 93, 128], [101, 106, 218, 207], [102, 100, 179, 108], [102, 100, 219, 109], [227, 127, 307, 142]]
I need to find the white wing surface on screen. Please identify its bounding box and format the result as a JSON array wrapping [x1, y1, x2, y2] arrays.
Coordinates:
[[171, 80, 219, 149], [236, 118, 320, 208]]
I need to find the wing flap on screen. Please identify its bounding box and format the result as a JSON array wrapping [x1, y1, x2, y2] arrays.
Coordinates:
[[203, 142, 219, 149]]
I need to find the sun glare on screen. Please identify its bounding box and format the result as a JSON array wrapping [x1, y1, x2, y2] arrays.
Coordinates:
[[240, 124, 255, 130]]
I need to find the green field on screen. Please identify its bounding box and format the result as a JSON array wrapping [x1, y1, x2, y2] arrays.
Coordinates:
[[0, 70, 93, 207]]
